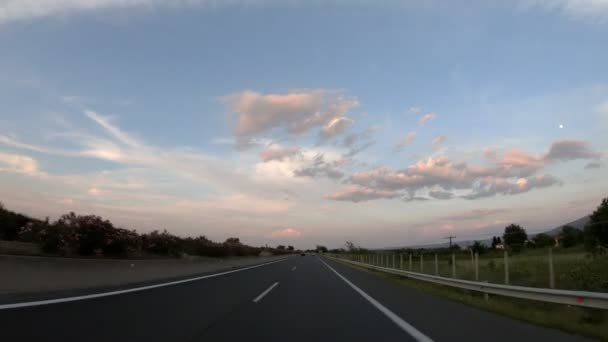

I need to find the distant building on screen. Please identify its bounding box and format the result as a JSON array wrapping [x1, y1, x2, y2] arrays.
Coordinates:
[[495, 243, 505, 249]]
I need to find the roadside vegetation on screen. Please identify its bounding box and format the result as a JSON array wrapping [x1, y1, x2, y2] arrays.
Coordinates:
[[328, 197, 608, 339], [345, 261, 608, 341], [0, 202, 295, 258], [331, 197, 608, 292]]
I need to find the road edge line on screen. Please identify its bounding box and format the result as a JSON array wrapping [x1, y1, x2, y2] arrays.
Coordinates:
[[319, 257, 434, 342]]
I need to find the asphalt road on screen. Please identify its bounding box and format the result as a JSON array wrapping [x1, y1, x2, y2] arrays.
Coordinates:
[[0, 256, 591, 341]]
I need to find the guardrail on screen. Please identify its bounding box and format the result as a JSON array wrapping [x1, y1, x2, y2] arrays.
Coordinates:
[[327, 255, 608, 310]]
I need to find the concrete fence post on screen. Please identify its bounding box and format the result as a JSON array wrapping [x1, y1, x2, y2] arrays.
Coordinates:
[[504, 250, 509, 285], [409, 253, 413, 271], [474, 252, 479, 281], [549, 248, 555, 289], [470, 249, 474, 269], [393, 254, 396, 269], [400, 254, 404, 270], [420, 254, 424, 273], [451, 253, 456, 278], [435, 253, 439, 276]]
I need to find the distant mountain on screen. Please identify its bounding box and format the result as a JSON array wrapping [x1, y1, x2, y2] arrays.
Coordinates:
[[544, 216, 590, 237], [382, 215, 590, 250]]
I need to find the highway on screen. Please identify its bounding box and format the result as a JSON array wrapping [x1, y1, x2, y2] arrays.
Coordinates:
[[0, 256, 590, 341]]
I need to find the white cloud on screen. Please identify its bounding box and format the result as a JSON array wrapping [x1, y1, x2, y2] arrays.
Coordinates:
[[395, 131, 416, 151], [525, 0, 608, 21], [85, 111, 139, 147], [319, 116, 354, 142], [0, 151, 40, 176], [419, 113, 436, 127], [0, 0, 223, 24]]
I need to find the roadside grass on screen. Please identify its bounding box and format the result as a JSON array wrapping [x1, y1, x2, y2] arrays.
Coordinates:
[[372, 247, 608, 291], [337, 260, 608, 341]]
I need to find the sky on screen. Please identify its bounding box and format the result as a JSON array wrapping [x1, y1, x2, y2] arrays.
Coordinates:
[[0, 0, 607, 249]]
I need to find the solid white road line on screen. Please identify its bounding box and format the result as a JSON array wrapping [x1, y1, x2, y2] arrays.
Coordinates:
[[252, 282, 279, 303], [0, 258, 289, 310], [319, 258, 434, 342]]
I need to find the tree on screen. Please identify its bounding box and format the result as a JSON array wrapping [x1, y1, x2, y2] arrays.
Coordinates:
[[287, 245, 294, 251], [276, 245, 286, 251], [533, 233, 554, 248], [585, 197, 608, 252], [503, 224, 527, 247], [470, 241, 486, 254], [491, 236, 502, 249], [316, 245, 328, 253], [560, 226, 583, 248], [224, 237, 241, 245]]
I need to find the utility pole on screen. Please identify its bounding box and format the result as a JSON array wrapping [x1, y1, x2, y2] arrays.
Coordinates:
[[444, 235, 456, 248]]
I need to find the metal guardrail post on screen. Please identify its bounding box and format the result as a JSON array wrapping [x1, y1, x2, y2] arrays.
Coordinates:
[[400, 254, 403, 270], [393, 254, 396, 269]]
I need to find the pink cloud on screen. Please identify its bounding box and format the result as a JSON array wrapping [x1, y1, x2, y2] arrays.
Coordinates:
[[395, 131, 417, 151], [259, 146, 300, 162], [221, 89, 358, 146], [432, 135, 447, 150], [483, 147, 497, 159], [270, 227, 303, 238], [324, 185, 399, 202], [419, 113, 436, 127]]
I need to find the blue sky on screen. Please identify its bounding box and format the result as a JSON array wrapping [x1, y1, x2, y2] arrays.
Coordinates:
[[0, 0, 607, 249]]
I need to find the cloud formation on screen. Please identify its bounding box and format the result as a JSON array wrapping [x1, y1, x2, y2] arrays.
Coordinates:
[[270, 227, 302, 238], [293, 153, 344, 180], [526, 0, 608, 21], [0, 151, 40, 176], [323, 185, 399, 202], [432, 135, 447, 150], [584, 161, 603, 169], [326, 138, 599, 202], [260, 146, 300, 162], [428, 189, 453, 199], [221, 89, 358, 147], [0, 0, 235, 24], [419, 113, 436, 127], [341, 128, 376, 157], [395, 131, 417, 151], [544, 139, 601, 161]]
